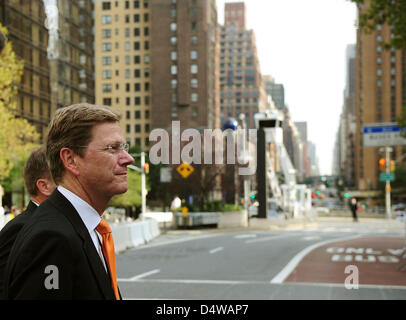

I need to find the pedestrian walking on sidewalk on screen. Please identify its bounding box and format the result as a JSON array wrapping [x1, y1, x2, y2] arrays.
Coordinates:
[[349, 197, 358, 222]]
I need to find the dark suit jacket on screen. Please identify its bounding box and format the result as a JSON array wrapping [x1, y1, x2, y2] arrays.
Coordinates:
[[4, 190, 119, 300], [0, 201, 37, 299]]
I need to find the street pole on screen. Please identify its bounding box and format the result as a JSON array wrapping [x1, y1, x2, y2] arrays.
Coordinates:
[[238, 114, 249, 225], [385, 147, 392, 220], [141, 151, 146, 217]]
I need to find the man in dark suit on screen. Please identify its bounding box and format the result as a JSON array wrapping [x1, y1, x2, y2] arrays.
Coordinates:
[[4, 103, 134, 300], [0, 147, 56, 299]]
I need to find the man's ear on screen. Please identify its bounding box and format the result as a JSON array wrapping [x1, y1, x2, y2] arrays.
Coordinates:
[[36, 178, 54, 196], [60, 147, 80, 176]]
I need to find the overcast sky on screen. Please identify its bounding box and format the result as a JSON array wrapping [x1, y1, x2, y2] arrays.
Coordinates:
[[217, 0, 357, 175]]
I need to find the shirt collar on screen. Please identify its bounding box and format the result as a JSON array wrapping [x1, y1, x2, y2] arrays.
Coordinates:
[[57, 186, 101, 233]]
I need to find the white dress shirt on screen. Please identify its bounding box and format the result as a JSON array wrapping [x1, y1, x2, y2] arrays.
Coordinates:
[[57, 186, 107, 272]]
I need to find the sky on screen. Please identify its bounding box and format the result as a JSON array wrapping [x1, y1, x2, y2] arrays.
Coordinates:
[[216, 0, 357, 175]]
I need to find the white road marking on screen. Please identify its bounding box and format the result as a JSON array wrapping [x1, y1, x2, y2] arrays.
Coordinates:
[[302, 236, 321, 241], [245, 233, 298, 244], [234, 234, 257, 239], [118, 269, 160, 282], [270, 235, 362, 284], [209, 246, 224, 254]]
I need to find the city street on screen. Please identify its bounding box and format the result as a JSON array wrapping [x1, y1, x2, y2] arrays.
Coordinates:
[[117, 217, 406, 300]]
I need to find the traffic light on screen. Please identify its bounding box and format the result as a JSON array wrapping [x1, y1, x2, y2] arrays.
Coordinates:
[[378, 158, 386, 172], [344, 192, 349, 199], [143, 163, 149, 174], [390, 160, 396, 172]]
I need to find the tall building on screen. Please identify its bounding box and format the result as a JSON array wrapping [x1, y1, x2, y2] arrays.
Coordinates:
[[335, 44, 356, 186], [150, 0, 220, 132], [0, 0, 51, 142], [47, 0, 95, 113], [263, 75, 285, 110], [354, 1, 405, 190], [94, 0, 151, 149], [219, 1, 266, 128]]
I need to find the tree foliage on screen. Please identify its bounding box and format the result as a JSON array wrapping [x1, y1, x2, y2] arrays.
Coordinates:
[[350, 0, 406, 50], [109, 169, 143, 207], [0, 24, 39, 182], [349, 0, 406, 135]]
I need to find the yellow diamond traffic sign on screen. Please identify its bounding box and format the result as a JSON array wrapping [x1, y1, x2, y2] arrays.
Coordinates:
[[176, 162, 194, 178]]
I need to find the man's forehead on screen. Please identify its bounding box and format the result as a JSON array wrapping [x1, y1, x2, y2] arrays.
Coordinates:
[[90, 122, 124, 142]]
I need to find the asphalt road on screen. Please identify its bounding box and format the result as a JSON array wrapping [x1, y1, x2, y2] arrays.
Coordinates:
[[116, 218, 406, 300]]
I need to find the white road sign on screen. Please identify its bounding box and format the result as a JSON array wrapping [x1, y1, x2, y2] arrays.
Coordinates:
[[363, 122, 406, 147]]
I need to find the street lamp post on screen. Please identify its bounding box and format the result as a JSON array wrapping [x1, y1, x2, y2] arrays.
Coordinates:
[[238, 114, 250, 219], [128, 151, 147, 219]]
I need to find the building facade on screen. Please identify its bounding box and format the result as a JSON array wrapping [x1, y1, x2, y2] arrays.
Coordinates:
[[354, 1, 405, 190], [263, 75, 285, 111], [0, 0, 51, 142], [95, 0, 151, 149], [150, 0, 220, 132], [219, 1, 266, 129], [48, 0, 95, 113]]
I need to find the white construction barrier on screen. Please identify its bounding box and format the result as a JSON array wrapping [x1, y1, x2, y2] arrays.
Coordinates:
[[111, 219, 160, 253]]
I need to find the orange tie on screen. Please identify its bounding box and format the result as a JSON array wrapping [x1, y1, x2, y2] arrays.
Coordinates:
[[96, 218, 120, 300]]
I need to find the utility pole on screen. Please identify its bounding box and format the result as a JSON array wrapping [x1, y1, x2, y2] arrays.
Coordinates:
[[385, 147, 392, 220], [128, 152, 147, 219], [140, 151, 146, 216]]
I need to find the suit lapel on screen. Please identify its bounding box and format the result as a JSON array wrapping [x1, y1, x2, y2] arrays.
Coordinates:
[[48, 190, 116, 300]]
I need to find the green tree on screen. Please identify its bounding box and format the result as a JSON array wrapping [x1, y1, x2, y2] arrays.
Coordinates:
[[109, 169, 143, 207], [0, 25, 39, 186], [348, 0, 406, 136]]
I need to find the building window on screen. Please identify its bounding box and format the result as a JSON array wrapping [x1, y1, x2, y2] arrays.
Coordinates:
[[102, 42, 112, 51], [102, 29, 111, 38], [191, 78, 198, 88], [102, 70, 112, 79], [125, 41, 131, 51], [135, 110, 141, 119], [171, 8, 177, 18], [102, 2, 111, 10], [171, 51, 177, 60], [102, 15, 111, 24], [171, 79, 177, 88], [191, 93, 198, 102], [190, 50, 197, 59], [102, 84, 112, 92], [135, 124, 141, 133], [134, 14, 140, 22], [170, 23, 177, 32], [171, 107, 178, 117], [102, 56, 112, 65], [191, 36, 197, 45], [103, 98, 112, 106], [171, 65, 178, 75], [191, 64, 198, 74], [171, 37, 177, 46]]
